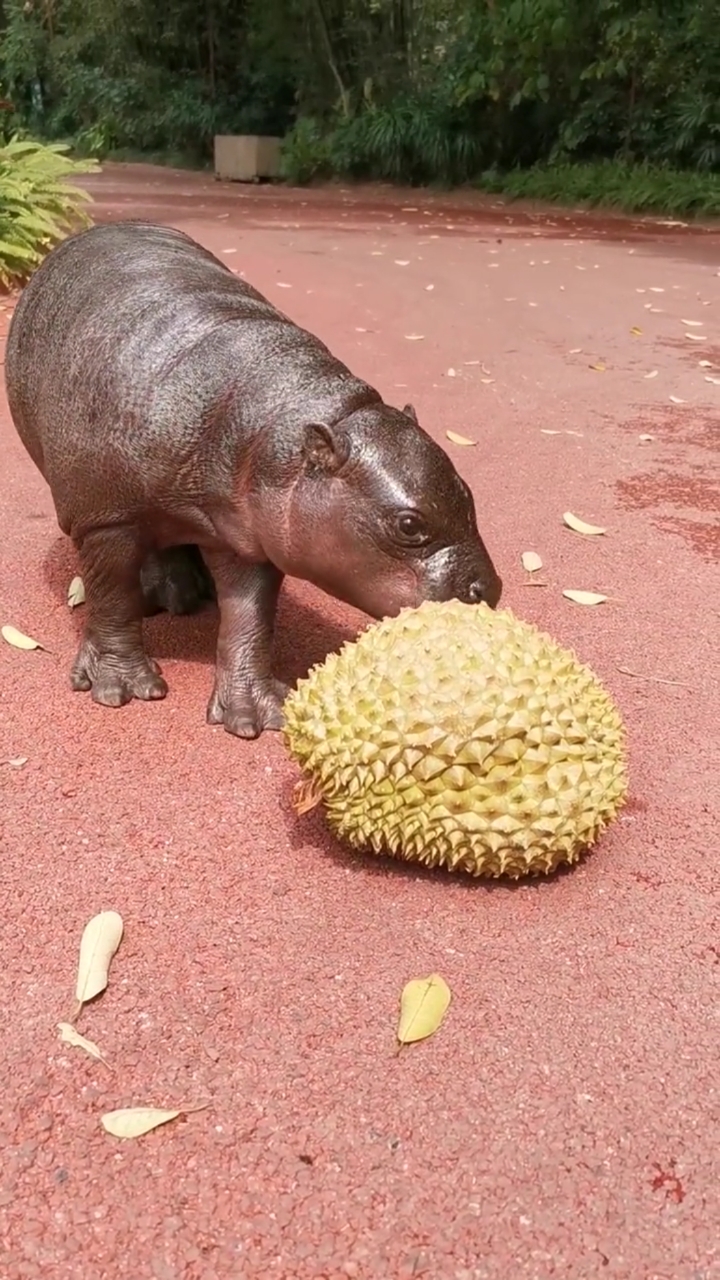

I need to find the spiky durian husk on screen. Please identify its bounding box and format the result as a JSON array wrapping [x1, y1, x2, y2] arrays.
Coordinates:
[[282, 600, 628, 879]]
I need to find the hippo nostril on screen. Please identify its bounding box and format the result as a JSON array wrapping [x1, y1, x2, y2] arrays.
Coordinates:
[[468, 575, 502, 608]]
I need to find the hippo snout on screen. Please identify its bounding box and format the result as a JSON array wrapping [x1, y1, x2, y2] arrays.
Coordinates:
[[467, 571, 503, 609], [420, 542, 503, 612]]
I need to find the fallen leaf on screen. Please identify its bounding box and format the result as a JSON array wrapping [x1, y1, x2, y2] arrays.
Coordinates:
[[563, 512, 607, 536], [276, 282, 292, 288], [446, 431, 476, 447], [681, 319, 703, 326], [649, 287, 665, 293], [521, 551, 543, 572], [292, 777, 322, 815], [705, 376, 720, 385], [589, 363, 606, 372], [446, 368, 457, 377], [6, 756, 28, 767], [644, 370, 658, 379], [562, 590, 608, 606], [404, 334, 425, 341], [639, 434, 655, 442], [569, 347, 582, 354], [74, 911, 124, 1014], [480, 378, 495, 385], [67, 576, 85, 608], [394, 260, 410, 267], [685, 333, 706, 341], [699, 360, 714, 368], [57, 1022, 108, 1065], [540, 429, 562, 435], [565, 430, 584, 437], [425, 284, 434, 291], [397, 974, 451, 1046], [101, 1107, 181, 1139], [669, 395, 685, 404], [1, 624, 42, 651], [630, 326, 642, 336]]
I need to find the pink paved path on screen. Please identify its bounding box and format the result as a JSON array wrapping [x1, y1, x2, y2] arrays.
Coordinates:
[[1, 164, 719, 1280]]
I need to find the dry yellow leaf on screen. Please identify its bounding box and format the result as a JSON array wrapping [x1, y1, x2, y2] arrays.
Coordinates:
[[1, 624, 42, 651], [669, 395, 685, 404], [644, 370, 658, 379], [685, 333, 706, 342], [447, 368, 457, 377], [649, 287, 664, 293], [7, 756, 28, 767], [681, 319, 703, 326], [540, 429, 562, 435], [569, 347, 582, 354], [589, 363, 606, 372], [57, 1022, 108, 1065], [74, 910, 124, 1013], [397, 974, 451, 1045], [639, 433, 655, 442], [101, 1107, 181, 1139], [699, 360, 714, 368], [395, 260, 410, 267], [67, 576, 86, 608], [521, 551, 543, 572], [563, 511, 607, 536], [630, 326, 642, 336], [446, 431, 476, 447], [404, 334, 425, 341], [705, 376, 720, 385], [562, 590, 608, 606]]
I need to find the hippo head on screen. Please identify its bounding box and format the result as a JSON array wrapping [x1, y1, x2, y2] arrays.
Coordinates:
[[262, 402, 502, 621]]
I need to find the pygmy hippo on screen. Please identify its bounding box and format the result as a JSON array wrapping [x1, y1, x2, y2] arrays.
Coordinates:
[[5, 220, 502, 738]]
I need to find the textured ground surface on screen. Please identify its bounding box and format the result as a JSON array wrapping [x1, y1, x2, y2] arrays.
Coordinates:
[[1, 164, 719, 1280]]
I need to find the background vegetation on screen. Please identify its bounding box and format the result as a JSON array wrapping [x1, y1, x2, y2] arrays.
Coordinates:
[[0, 0, 719, 214]]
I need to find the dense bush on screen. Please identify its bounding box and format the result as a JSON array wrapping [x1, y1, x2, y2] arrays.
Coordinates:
[[0, 134, 98, 288], [0, 0, 719, 211]]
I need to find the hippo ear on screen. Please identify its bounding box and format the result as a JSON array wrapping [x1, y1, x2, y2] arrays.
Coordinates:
[[302, 422, 350, 474], [402, 403, 419, 424]]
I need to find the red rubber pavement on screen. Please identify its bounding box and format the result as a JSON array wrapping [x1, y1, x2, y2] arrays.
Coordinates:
[[1, 165, 719, 1280]]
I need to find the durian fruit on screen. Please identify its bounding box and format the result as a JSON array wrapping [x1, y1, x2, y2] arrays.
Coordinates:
[[282, 600, 628, 879]]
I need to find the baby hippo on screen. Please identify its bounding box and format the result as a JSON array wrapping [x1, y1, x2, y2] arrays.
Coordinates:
[[4, 220, 502, 737]]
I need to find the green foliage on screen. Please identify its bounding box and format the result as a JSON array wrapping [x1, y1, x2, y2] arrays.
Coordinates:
[[0, 0, 718, 211], [477, 160, 720, 216], [0, 134, 98, 288]]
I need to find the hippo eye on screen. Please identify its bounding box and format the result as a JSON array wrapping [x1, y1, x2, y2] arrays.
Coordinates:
[[395, 510, 430, 546]]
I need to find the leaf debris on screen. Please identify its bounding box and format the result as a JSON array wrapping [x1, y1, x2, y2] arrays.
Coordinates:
[[562, 589, 608, 606], [67, 576, 86, 608], [2, 624, 43, 651], [397, 974, 451, 1047], [521, 551, 543, 572], [74, 911, 124, 1018], [563, 512, 607, 536]]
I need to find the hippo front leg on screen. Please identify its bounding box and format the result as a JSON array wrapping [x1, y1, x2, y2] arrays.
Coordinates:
[[200, 550, 288, 739], [71, 526, 168, 706]]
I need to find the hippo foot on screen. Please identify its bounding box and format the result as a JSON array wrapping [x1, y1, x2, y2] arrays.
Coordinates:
[[71, 637, 169, 706], [141, 546, 216, 618], [206, 672, 290, 739]]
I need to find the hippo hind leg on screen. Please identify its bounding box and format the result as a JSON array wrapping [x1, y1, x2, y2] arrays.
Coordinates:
[[140, 545, 217, 617], [71, 525, 168, 707]]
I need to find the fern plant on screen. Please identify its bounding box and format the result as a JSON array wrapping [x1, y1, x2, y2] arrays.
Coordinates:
[[0, 135, 99, 288]]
